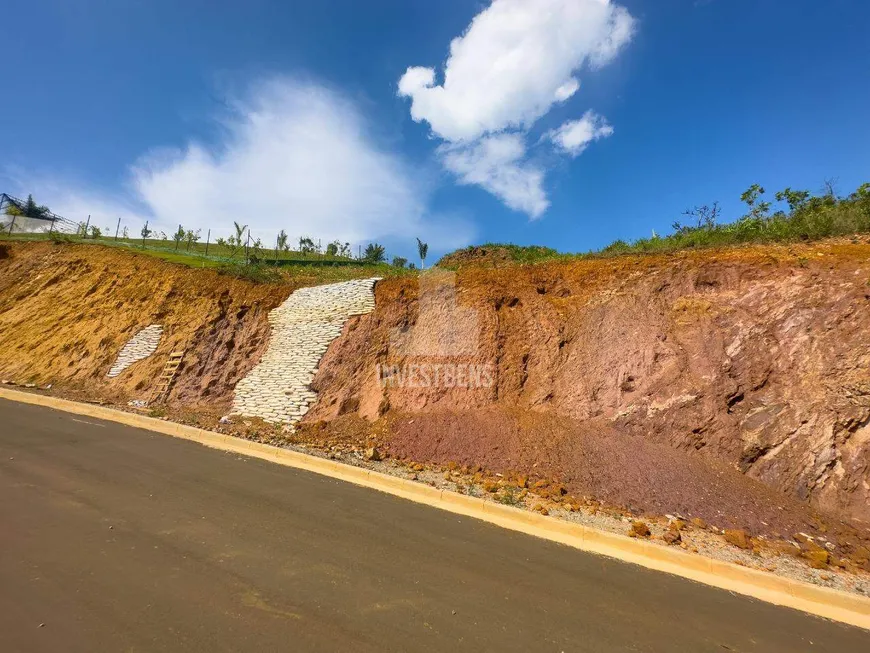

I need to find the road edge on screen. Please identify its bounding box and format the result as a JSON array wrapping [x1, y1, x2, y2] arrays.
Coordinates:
[[3, 386, 869, 632]]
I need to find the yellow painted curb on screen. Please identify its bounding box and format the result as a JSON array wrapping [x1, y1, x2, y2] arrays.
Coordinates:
[[2, 386, 869, 631]]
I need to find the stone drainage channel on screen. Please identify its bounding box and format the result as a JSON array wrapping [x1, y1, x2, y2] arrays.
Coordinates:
[[231, 277, 380, 428]]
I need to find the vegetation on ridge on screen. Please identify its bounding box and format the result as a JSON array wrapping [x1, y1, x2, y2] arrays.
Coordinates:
[[439, 180, 870, 267]]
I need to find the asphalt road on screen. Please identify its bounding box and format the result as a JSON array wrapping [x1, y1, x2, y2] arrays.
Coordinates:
[[1, 398, 868, 652]]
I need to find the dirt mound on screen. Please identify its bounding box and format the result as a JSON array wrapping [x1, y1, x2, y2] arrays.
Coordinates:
[[437, 244, 557, 268], [0, 241, 292, 411], [387, 408, 834, 539], [307, 238, 870, 534]]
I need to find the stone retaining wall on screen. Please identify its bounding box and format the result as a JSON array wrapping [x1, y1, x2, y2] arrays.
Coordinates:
[[107, 324, 163, 378], [231, 278, 379, 426]]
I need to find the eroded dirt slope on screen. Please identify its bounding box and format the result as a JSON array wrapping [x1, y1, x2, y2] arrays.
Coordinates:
[[0, 241, 291, 412], [3, 239, 869, 549], [307, 239, 870, 532]]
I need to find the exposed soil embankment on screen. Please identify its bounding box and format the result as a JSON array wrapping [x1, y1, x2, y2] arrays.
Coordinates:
[[0, 241, 291, 412], [307, 239, 870, 538], [3, 238, 870, 555]]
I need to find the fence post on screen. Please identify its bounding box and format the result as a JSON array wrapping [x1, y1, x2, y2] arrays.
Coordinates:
[[204, 229, 210, 257], [8, 214, 16, 235], [142, 221, 148, 248], [175, 224, 181, 251], [48, 217, 55, 235], [115, 217, 121, 241], [83, 215, 90, 239], [245, 231, 250, 264]]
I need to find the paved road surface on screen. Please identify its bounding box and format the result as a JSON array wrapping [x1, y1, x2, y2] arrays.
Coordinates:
[[1, 398, 868, 652]]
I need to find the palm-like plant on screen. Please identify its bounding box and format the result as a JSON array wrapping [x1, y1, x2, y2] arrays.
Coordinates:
[[416, 237, 428, 269], [234, 221, 247, 242], [228, 222, 248, 259], [275, 230, 288, 263]]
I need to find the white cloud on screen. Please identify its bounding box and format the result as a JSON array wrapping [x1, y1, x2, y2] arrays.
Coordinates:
[[398, 0, 634, 218], [6, 77, 474, 252], [131, 78, 471, 248], [397, 0, 634, 142], [547, 110, 614, 157], [439, 133, 548, 218], [554, 78, 581, 102], [397, 66, 436, 98]]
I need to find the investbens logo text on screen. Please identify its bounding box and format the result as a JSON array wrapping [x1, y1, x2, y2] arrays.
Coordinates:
[[378, 269, 494, 389], [377, 362, 494, 388]]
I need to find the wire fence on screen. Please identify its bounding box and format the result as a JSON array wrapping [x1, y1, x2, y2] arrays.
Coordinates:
[[1, 200, 403, 268]]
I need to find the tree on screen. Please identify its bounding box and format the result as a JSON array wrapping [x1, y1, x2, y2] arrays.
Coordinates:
[[24, 195, 38, 217], [852, 183, 870, 201], [184, 228, 201, 251], [339, 241, 352, 257], [416, 237, 428, 269], [740, 184, 771, 220], [246, 237, 264, 263], [392, 256, 407, 268], [140, 221, 152, 248], [275, 230, 289, 262], [122, 226, 129, 239], [680, 202, 720, 230], [363, 243, 386, 263], [172, 224, 185, 251], [22, 194, 51, 219], [326, 240, 352, 257], [89, 225, 102, 239], [775, 188, 810, 213], [215, 236, 227, 248], [299, 236, 316, 255]]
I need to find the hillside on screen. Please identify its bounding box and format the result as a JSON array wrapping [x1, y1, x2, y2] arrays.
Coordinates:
[[0, 241, 290, 413], [307, 238, 870, 534], [2, 237, 870, 579]]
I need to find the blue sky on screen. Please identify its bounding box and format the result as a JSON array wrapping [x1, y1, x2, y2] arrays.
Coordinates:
[[2, 0, 869, 260]]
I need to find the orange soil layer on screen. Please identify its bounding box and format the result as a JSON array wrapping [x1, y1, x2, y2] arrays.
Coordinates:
[[0, 241, 292, 411]]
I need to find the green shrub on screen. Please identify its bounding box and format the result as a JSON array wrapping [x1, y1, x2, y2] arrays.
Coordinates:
[[217, 261, 282, 284]]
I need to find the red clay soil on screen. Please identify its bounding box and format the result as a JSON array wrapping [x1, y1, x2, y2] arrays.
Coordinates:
[[306, 238, 870, 542], [388, 408, 833, 540]]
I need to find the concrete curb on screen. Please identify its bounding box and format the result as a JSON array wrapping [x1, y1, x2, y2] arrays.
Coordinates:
[[3, 386, 869, 631]]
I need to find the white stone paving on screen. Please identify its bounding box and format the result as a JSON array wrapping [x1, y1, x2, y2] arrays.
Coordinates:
[[231, 278, 379, 426], [107, 324, 163, 378]]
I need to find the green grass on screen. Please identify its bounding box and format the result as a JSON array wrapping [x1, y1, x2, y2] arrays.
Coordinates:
[[597, 193, 870, 256], [7, 181, 869, 277], [439, 243, 561, 267], [0, 231, 412, 285], [0, 231, 377, 265]]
